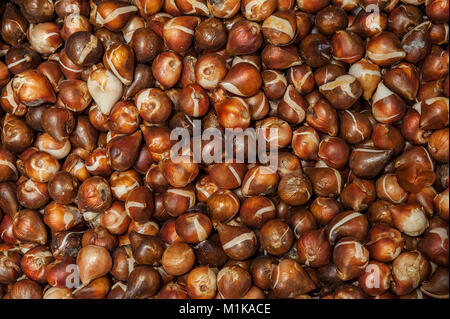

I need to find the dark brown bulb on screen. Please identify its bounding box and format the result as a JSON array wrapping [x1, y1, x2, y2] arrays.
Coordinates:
[[48, 171, 78, 204], [216, 223, 258, 261]]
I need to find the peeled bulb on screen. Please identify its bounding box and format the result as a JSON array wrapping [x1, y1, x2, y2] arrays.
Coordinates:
[[87, 68, 123, 115]]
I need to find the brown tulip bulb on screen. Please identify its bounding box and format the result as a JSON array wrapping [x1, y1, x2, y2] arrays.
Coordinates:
[[156, 282, 188, 299], [47, 171, 78, 205], [340, 178, 376, 212], [124, 186, 154, 222], [389, 203, 429, 237], [391, 251, 430, 296], [4, 46, 41, 75], [9, 279, 43, 299], [175, 212, 212, 244], [271, 259, 316, 298], [215, 97, 251, 130], [372, 123, 405, 155], [27, 22, 63, 55], [297, 228, 332, 268], [46, 256, 77, 288], [21, 246, 54, 283], [77, 176, 112, 212], [348, 58, 382, 100], [217, 223, 258, 260], [310, 197, 341, 226], [109, 101, 140, 135], [12, 69, 56, 106], [77, 245, 112, 285], [240, 196, 276, 229], [101, 201, 132, 235], [259, 219, 294, 256], [51, 231, 83, 258], [2, 114, 35, 153], [195, 17, 227, 51], [0, 247, 22, 284], [420, 266, 449, 299], [435, 188, 449, 221], [349, 148, 393, 179], [241, 165, 280, 197], [194, 233, 228, 268], [64, 31, 103, 67], [186, 266, 217, 299], [315, 5, 348, 35], [130, 27, 163, 64], [384, 62, 420, 101], [1, 3, 29, 47], [103, 42, 135, 86], [43, 202, 83, 233], [300, 34, 332, 68], [124, 266, 162, 299], [207, 190, 240, 225], [41, 107, 76, 142], [152, 51, 183, 90], [163, 16, 200, 53], [262, 10, 297, 46], [123, 65, 155, 100], [394, 146, 436, 193], [226, 20, 263, 56], [278, 173, 312, 206], [13, 209, 47, 245], [418, 224, 449, 266], [162, 242, 195, 276], [367, 31, 406, 67], [220, 62, 262, 97], [306, 99, 339, 137], [163, 185, 196, 217], [129, 231, 164, 266], [106, 131, 142, 172], [333, 237, 370, 281], [304, 167, 343, 198], [16, 178, 50, 210], [339, 109, 373, 145], [82, 227, 118, 253], [428, 128, 449, 162], [366, 223, 404, 262], [358, 261, 391, 297]]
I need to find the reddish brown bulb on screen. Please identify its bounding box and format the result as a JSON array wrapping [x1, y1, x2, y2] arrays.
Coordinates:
[[77, 176, 112, 212], [394, 146, 436, 193], [333, 237, 370, 281], [391, 251, 430, 296], [125, 186, 154, 222], [162, 242, 195, 276], [297, 228, 332, 268], [300, 34, 332, 68], [259, 219, 294, 256], [217, 265, 252, 299], [366, 223, 404, 262], [271, 259, 316, 298], [240, 196, 277, 229], [216, 223, 258, 260], [226, 20, 263, 56], [186, 266, 217, 299], [175, 212, 212, 244], [207, 190, 240, 225], [278, 173, 312, 206]]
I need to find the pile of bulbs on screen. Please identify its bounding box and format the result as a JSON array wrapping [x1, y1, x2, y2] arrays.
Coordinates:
[[0, 0, 449, 299]]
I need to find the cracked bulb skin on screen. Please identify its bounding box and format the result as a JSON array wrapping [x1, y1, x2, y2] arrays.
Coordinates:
[[0, 0, 448, 302]]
